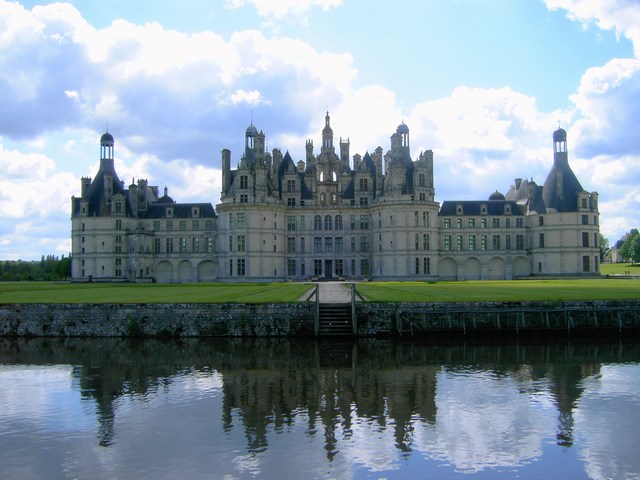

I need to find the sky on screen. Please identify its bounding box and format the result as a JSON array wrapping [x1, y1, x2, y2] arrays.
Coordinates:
[[1, 0, 639, 260]]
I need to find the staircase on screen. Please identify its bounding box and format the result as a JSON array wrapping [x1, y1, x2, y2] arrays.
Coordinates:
[[318, 303, 353, 336]]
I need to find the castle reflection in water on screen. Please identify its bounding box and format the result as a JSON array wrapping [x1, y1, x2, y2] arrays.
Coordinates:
[[0, 337, 613, 457]]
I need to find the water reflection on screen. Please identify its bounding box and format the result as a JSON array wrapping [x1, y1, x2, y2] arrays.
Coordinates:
[[1, 338, 639, 479]]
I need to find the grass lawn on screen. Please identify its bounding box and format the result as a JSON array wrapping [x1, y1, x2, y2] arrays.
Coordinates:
[[600, 263, 640, 275], [356, 279, 640, 303], [0, 282, 314, 304]]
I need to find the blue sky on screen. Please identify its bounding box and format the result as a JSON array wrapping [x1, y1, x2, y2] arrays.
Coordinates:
[[1, 0, 639, 259]]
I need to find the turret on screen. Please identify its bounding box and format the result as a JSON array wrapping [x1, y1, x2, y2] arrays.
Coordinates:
[[221, 148, 231, 195]]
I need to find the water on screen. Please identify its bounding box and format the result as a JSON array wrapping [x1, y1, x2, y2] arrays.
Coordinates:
[[1, 338, 639, 479]]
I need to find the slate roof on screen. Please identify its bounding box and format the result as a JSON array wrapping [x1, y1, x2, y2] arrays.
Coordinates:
[[439, 200, 526, 216]]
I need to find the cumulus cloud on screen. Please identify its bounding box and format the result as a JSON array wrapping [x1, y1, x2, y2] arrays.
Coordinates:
[[225, 0, 342, 26]]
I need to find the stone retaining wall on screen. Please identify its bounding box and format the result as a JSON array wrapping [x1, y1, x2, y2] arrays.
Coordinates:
[[1, 300, 640, 338]]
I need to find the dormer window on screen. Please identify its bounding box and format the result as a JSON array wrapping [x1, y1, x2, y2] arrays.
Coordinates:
[[480, 204, 487, 215], [166, 207, 173, 218], [192, 207, 200, 218], [456, 204, 463, 215], [505, 205, 511, 214]]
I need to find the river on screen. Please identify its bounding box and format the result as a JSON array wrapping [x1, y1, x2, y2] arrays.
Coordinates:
[[1, 338, 639, 479]]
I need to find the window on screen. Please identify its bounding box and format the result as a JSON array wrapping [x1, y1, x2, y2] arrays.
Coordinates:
[[582, 232, 589, 247], [287, 259, 296, 276], [240, 194, 248, 203], [324, 215, 333, 230], [361, 259, 370, 276], [419, 173, 426, 187], [179, 237, 187, 253], [492, 218, 500, 228], [539, 233, 545, 248], [314, 237, 322, 253], [301, 260, 306, 277], [335, 259, 343, 276], [582, 215, 589, 225], [350, 215, 356, 230], [206, 236, 214, 253], [237, 258, 245, 276], [457, 235, 463, 250], [287, 179, 296, 192], [582, 255, 590, 272], [456, 218, 463, 228], [468, 218, 476, 228], [166, 221, 173, 231], [415, 233, 419, 250], [114, 201, 122, 214], [115, 220, 123, 230], [287, 216, 296, 231], [240, 175, 248, 189], [324, 237, 333, 252], [287, 237, 296, 253], [359, 178, 368, 191], [360, 215, 369, 230], [154, 238, 161, 253], [444, 218, 451, 229], [505, 234, 511, 250], [192, 220, 200, 231], [415, 211, 419, 227], [192, 237, 200, 253], [539, 216, 544, 226], [153, 221, 160, 231], [481, 235, 487, 251], [229, 259, 233, 276], [481, 218, 487, 228], [492, 235, 500, 250], [415, 257, 420, 275], [468, 235, 476, 250], [423, 211, 429, 227], [335, 237, 343, 252], [314, 260, 322, 276], [237, 213, 246, 228], [335, 215, 343, 230], [516, 234, 524, 250], [166, 238, 174, 253], [179, 220, 187, 231], [300, 237, 305, 253], [424, 257, 430, 275], [287, 198, 296, 206], [314, 215, 322, 230], [229, 235, 233, 252], [516, 218, 523, 228], [300, 216, 305, 231], [444, 235, 451, 251], [360, 236, 369, 252], [505, 218, 510, 229], [423, 234, 429, 250], [359, 197, 368, 206]]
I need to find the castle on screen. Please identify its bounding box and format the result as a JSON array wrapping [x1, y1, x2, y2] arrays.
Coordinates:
[[71, 113, 600, 282]]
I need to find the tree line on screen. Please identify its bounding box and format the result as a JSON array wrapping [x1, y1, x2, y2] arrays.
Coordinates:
[[619, 229, 640, 264], [0, 255, 71, 281]]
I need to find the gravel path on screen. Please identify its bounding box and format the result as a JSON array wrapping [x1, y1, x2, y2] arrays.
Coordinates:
[[298, 282, 354, 303]]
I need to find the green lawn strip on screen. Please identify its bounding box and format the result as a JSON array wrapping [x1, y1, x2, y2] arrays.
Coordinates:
[[356, 279, 640, 303], [600, 263, 640, 275], [0, 282, 312, 304]]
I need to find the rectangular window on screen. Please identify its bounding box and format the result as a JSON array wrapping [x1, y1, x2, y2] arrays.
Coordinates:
[[492, 235, 500, 250], [179, 220, 187, 231], [192, 220, 200, 231], [419, 173, 426, 187], [237, 258, 245, 276], [335, 259, 343, 276], [516, 234, 524, 250], [444, 235, 451, 251], [457, 235, 463, 250], [468, 218, 476, 228], [360, 236, 369, 253], [516, 217, 523, 228], [582, 255, 590, 272], [423, 211, 429, 227], [166, 221, 173, 231], [492, 218, 500, 228], [505, 234, 511, 250], [229, 259, 233, 276], [300, 216, 305, 231], [423, 234, 429, 250], [415, 211, 419, 227], [335, 237, 343, 253], [424, 257, 430, 275], [287, 259, 296, 276], [287, 237, 296, 253], [240, 194, 248, 203], [582, 232, 589, 247], [325, 237, 333, 252], [444, 218, 451, 229], [287, 215, 296, 231], [237, 213, 246, 228], [456, 218, 463, 229], [229, 235, 233, 252], [481, 218, 487, 228], [192, 237, 200, 253], [287, 179, 296, 192], [153, 221, 160, 231], [154, 238, 161, 254], [359, 178, 368, 191], [505, 218, 511, 228], [350, 215, 356, 230], [314, 259, 322, 276], [166, 238, 174, 253], [415, 257, 420, 275], [206, 236, 214, 253], [300, 237, 305, 253], [360, 215, 369, 230], [361, 259, 370, 276], [314, 237, 322, 253], [179, 237, 187, 253], [287, 197, 296, 206], [468, 235, 476, 250], [539, 216, 544, 226], [415, 233, 419, 250], [359, 196, 368, 206], [539, 233, 545, 248], [240, 175, 248, 189], [582, 214, 589, 225], [481, 235, 487, 251], [351, 236, 356, 253]]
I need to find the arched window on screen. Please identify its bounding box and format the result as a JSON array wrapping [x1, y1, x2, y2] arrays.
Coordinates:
[[335, 215, 343, 231], [324, 215, 332, 230], [314, 215, 322, 230]]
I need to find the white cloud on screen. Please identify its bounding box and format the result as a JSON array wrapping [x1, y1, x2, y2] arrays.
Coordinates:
[[225, 0, 342, 25]]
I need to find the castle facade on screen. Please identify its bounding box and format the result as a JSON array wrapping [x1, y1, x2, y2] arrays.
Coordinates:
[[71, 113, 600, 282]]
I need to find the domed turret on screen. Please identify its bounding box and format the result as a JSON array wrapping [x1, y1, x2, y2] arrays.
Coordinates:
[[396, 122, 409, 135], [246, 123, 258, 137], [100, 132, 114, 146], [489, 190, 505, 201], [100, 131, 114, 160], [553, 127, 567, 143]]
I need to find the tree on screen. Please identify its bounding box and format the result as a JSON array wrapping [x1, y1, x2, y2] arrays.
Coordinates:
[[631, 235, 640, 265], [621, 229, 640, 264], [598, 233, 609, 261]]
